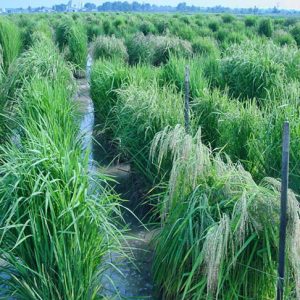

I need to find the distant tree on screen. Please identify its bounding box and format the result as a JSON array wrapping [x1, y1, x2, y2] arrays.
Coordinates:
[[84, 3, 96, 10], [176, 2, 187, 11], [272, 6, 280, 13], [52, 4, 67, 12]]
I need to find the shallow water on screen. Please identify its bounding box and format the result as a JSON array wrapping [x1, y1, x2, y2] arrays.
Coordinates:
[[75, 57, 157, 299]]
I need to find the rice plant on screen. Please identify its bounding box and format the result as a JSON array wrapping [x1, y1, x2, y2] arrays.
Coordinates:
[[160, 54, 208, 100], [220, 39, 300, 104], [126, 33, 193, 65], [191, 36, 219, 57], [21, 19, 53, 49], [273, 30, 296, 46], [112, 77, 184, 182], [0, 18, 21, 72], [90, 58, 130, 126], [258, 18, 273, 37], [1, 32, 73, 117], [291, 22, 300, 46], [151, 125, 300, 299], [55, 19, 87, 72], [0, 35, 124, 299], [91, 35, 128, 61]]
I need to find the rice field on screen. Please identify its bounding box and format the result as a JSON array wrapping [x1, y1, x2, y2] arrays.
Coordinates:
[[0, 11, 300, 299]]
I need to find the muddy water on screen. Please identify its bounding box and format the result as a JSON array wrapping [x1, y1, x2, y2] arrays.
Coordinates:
[[75, 58, 157, 299]]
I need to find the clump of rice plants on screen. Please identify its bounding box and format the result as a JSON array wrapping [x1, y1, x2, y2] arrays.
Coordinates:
[[55, 19, 87, 72], [0, 18, 21, 72], [258, 18, 273, 37], [66, 24, 88, 72], [247, 84, 300, 191], [90, 58, 130, 125], [193, 87, 263, 167], [0, 36, 123, 299], [191, 36, 219, 56], [222, 14, 235, 23], [21, 19, 53, 49], [291, 22, 300, 46], [217, 100, 263, 163], [208, 20, 219, 32], [139, 21, 156, 35], [90, 60, 183, 181], [273, 30, 296, 46], [91, 35, 128, 61], [245, 16, 257, 27], [160, 54, 208, 99], [112, 77, 184, 181], [126, 33, 192, 65], [220, 40, 300, 104], [151, 125, 300, 299], [2, 32, 73, 105]]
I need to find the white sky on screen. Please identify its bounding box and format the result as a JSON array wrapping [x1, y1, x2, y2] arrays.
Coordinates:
[[1, 0, 300, 10]]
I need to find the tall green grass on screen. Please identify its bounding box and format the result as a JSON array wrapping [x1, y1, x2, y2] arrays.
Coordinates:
[[113, 78, 184, 181], [21, 19, 53, 49], [91, 59, 184, 182], [126, 33, 193, 65], [55, 19, 87, 72], [90, 58, 130, 126], [220, 40, 300, 104], [151, 125, 300, 299], [2, 32, 73, 109], [91, 35, 128, 61], [0, 36, 123, 299], [160, 54, 208, 100], [0, 18, 21, 72]]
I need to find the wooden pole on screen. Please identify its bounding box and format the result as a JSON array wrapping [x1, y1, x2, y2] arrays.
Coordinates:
[[276, 121, 290, 300], [184, 65, 190, 134]]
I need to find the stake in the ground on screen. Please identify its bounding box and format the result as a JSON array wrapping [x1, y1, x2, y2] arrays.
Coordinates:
[[276, 121, 290, 300], [184, 65, 190, 134]]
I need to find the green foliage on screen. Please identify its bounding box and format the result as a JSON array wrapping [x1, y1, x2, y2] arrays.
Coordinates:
[[245, 16, 256, 27], [3, 32, 73, 102], [258, 18, 273, 37], [21, 19, 53, 49], [151, 126, 300, 299], [139, 21, 156, 35], [0, 36, 123, 299], [91, 58, 129, 124], [113, 79, 184, 180], [55, 19, 87, 71], [273, 30, 296, 46], [222, 14, 235, 23], [126, 33, 192, 65], [160, 54, 208, 99], [0, 18, 21, 72], [291, 23, 300, 46], [86, 23, 102, 42], [91, 35, 128, 61], [191, 36, 219, 56], [220, 40, 300, 104], [66, 24, 87, 71], [155, 19, 168, 34], [103, 20, 113, 35], [208, 20, 219, 32]]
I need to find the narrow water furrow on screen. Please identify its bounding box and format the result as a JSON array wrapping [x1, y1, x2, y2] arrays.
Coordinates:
[[75, 57, 156, 299]]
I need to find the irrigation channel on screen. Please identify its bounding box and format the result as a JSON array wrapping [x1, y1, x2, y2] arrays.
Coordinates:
[[75, 55, 156, 299]]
